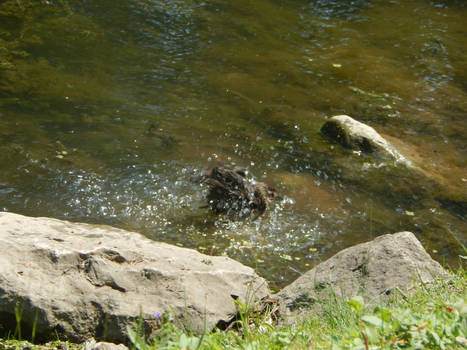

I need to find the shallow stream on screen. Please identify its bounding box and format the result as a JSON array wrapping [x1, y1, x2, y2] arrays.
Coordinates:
[[0, 0, 465, 289]]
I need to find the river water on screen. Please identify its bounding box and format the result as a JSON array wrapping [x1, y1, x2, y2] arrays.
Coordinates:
[[0, 0, 465, 288]]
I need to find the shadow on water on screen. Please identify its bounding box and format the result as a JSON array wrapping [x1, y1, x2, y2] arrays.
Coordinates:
[[0, 0, 466, 288]]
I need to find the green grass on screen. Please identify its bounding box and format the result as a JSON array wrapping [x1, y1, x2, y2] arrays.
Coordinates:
[[1, 269, 465, 350], [127, 268, 466, 350]]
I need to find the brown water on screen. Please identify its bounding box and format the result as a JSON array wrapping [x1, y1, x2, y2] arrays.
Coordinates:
[[0, 0, 465, 289]]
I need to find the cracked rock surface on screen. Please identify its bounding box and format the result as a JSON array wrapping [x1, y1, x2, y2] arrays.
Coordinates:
[[0, 212, 269, 343]]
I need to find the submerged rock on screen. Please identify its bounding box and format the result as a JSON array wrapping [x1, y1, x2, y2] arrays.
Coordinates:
[[276, 232, 448, 323], [320, 115, 466, 222], [321, 115, 408, 162], [0, 212, 269, 343]]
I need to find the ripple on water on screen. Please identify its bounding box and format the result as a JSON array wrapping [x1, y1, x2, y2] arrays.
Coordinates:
[[0, 0, 465, 287]]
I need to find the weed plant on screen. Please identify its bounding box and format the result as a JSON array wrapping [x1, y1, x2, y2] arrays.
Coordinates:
[[126, 268, 466, 349], [1, 269, 465, 349]]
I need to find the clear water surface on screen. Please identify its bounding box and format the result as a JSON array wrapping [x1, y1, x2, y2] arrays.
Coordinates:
[[0, 0, 465, 289]]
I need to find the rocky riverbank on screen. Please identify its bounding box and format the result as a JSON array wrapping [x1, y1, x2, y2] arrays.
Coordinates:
[[1, 116, 464, 347], [0, 211, 449, 345]]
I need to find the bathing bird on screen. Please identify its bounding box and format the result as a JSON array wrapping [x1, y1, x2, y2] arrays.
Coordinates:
[[200, 162, 278, 219]]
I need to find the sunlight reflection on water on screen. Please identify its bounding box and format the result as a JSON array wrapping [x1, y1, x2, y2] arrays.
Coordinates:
[[0, 0, 465, 287]]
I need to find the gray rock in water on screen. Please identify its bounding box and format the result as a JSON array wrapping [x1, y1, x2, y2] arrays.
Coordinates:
[[321, 115, 408, 162], [276, 232, 448, 323], [0, 212, 269, 343]]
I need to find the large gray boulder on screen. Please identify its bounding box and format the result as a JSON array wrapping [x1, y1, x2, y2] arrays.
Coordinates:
[[321, 115, 407, 162], [277, 232, 448, 323], [0, 212, 269, 343]]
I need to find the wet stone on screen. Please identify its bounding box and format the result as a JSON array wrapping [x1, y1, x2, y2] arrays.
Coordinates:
[[321, 115, 407, 162]]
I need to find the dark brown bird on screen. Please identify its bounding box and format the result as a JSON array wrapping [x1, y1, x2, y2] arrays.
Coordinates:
[[200, 162, 278, 219]]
